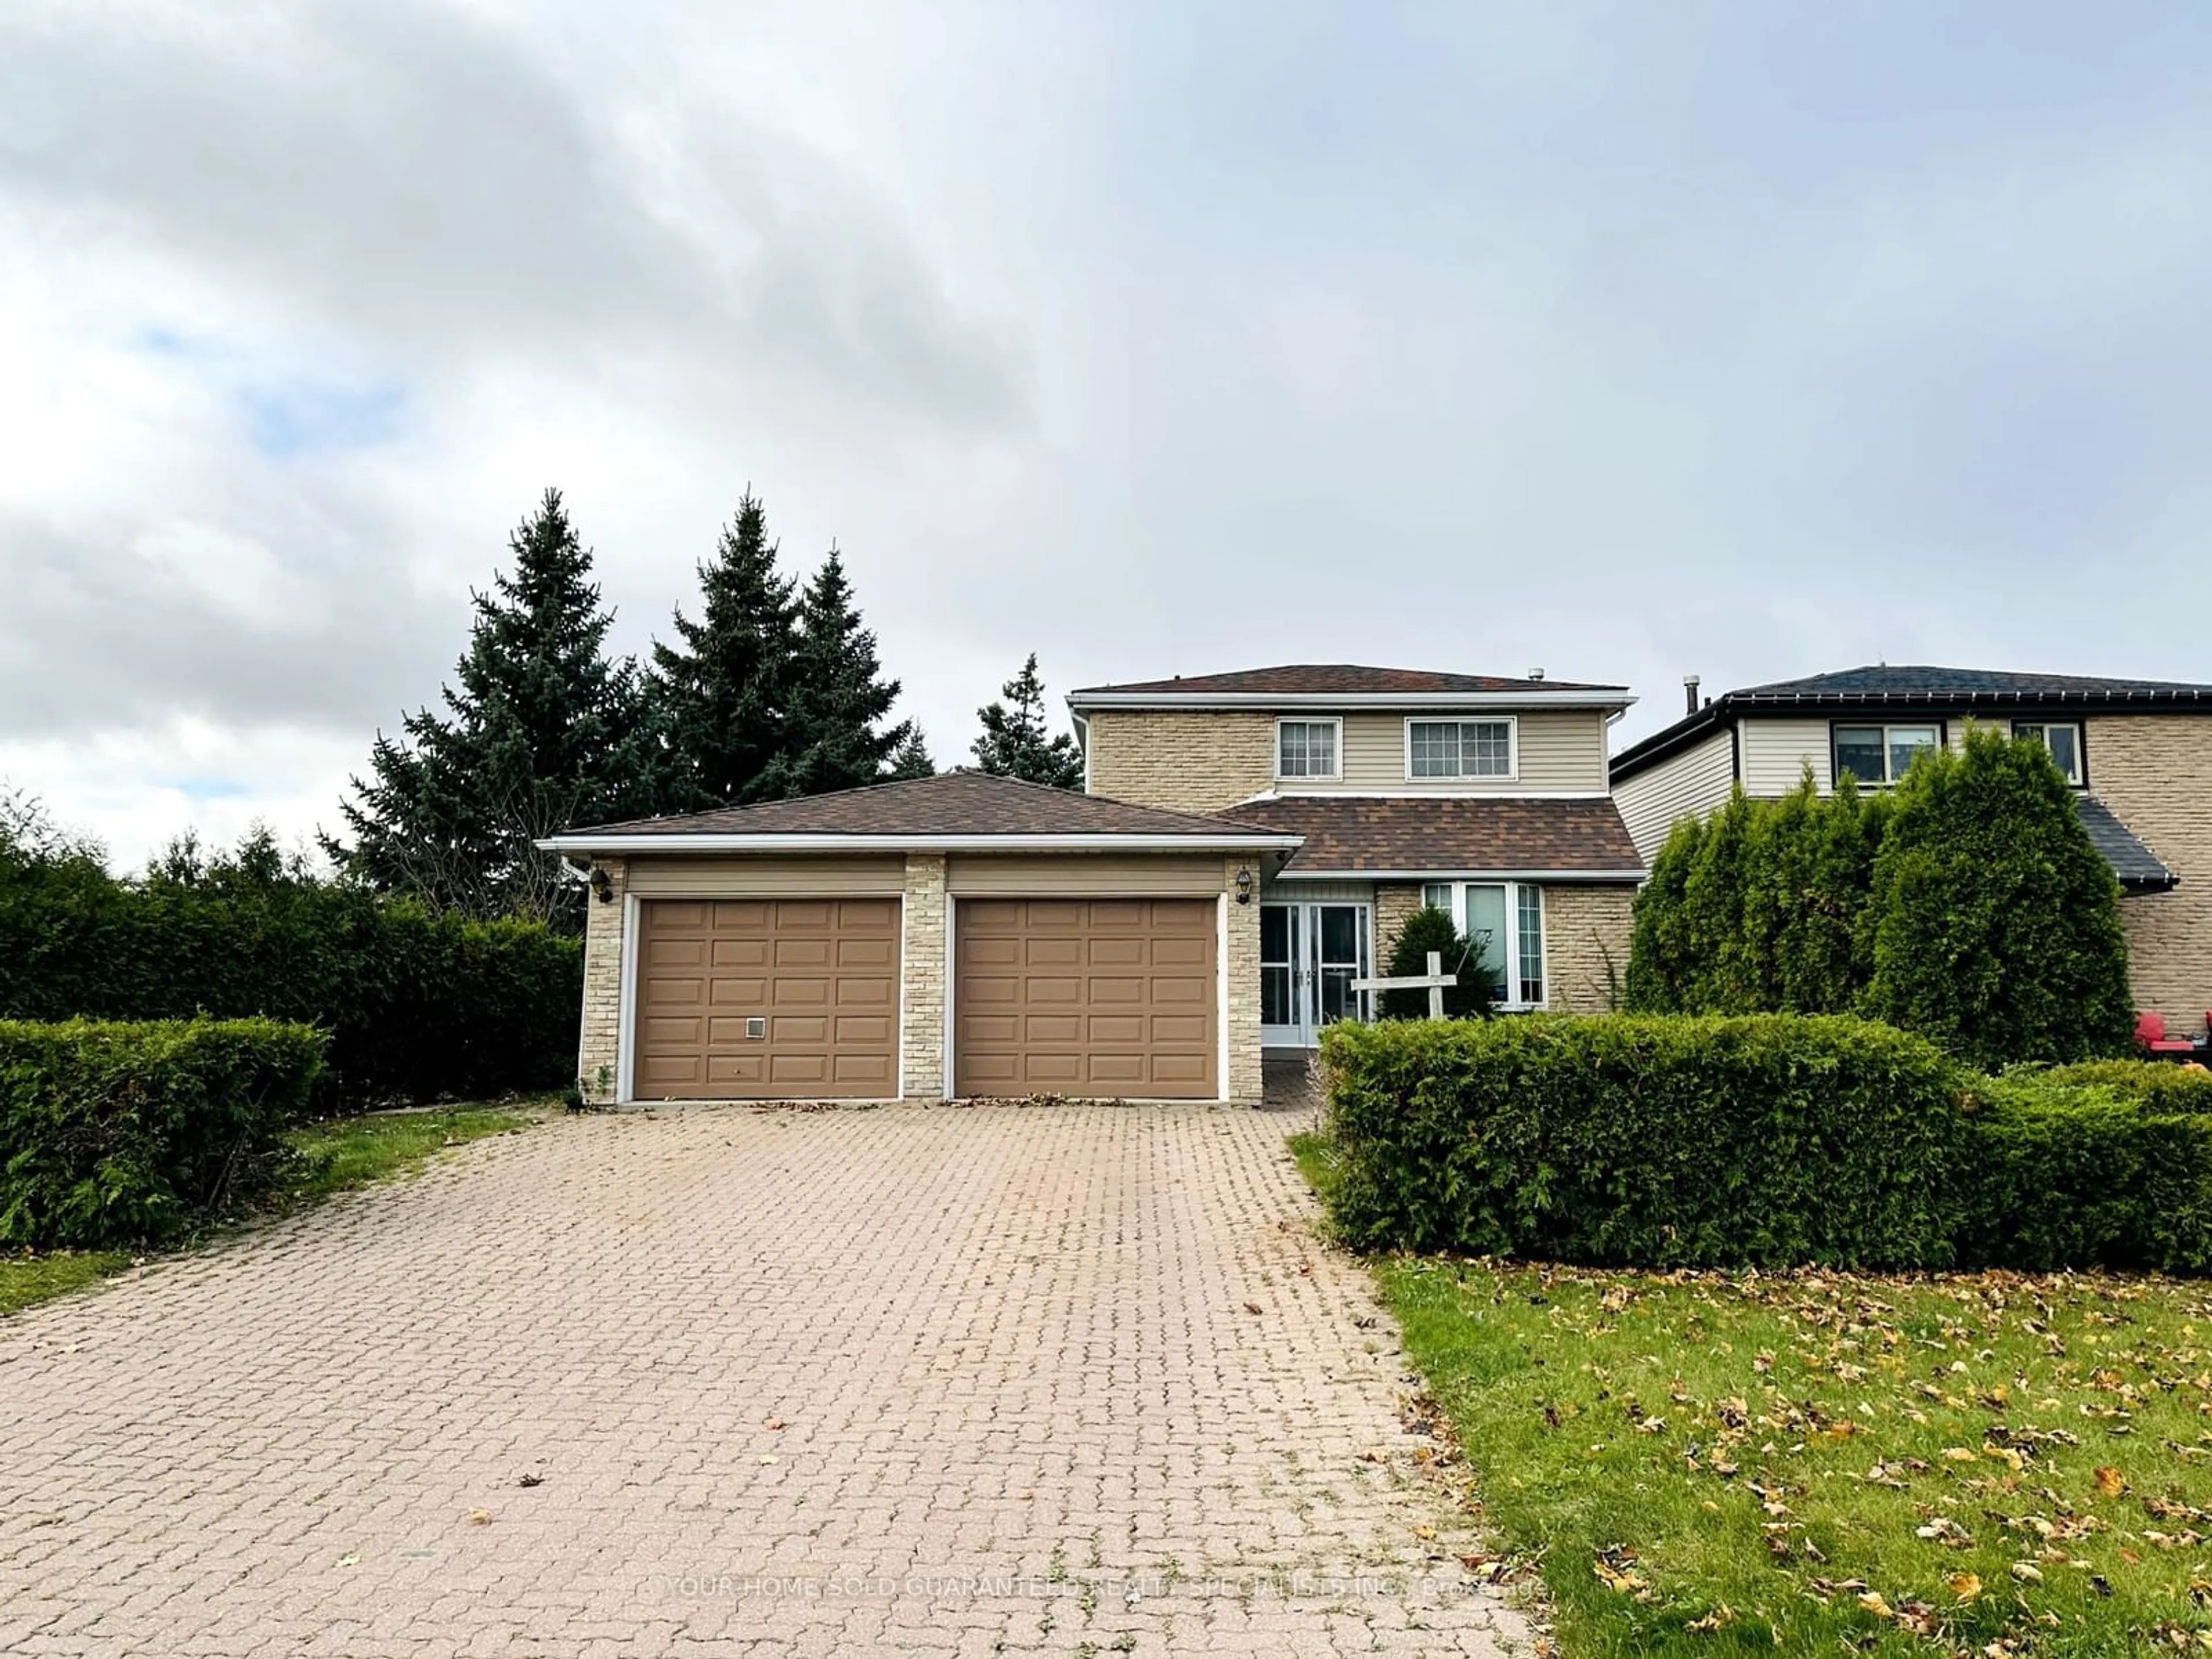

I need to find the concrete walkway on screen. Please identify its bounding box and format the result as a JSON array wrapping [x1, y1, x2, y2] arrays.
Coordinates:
[[0, 1100, 1527, 1657]]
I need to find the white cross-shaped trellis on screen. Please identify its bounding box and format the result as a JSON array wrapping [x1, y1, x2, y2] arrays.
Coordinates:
[[1348, 950, 1455, 1020]]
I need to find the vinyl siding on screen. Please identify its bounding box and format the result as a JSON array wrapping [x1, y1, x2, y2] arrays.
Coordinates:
[[1285, 709, 1608, 794], [1612, 728, 1735, 863], [1738, 718, 1835, 796], [945, 854, 1228, 896], [623, 855, 906, 897]]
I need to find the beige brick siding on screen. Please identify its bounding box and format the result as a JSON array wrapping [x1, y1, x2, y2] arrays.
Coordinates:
[[2090, 715, 2212, 1037], [1085, 711, 1275, 813], [1543, 884, 1633, 1013], [577, 857, 628, 1103], [1221, 859, 1264, 1102], [900, 853, 949, 1099], [1373, 884, 1426, 958]]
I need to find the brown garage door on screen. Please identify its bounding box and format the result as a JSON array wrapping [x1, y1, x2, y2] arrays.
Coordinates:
[[635, 898, 900, 1100], [955, 898, 1217, 1099]]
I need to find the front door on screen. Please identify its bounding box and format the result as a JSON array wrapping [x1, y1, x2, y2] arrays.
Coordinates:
[[1259, 902, 1371, 1047]]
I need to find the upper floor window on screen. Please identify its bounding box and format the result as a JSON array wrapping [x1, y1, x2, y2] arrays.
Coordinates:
[[2013, 721, 2084, 786], [1407, 718, 1514, 780], [1275, 718, 1340, 780], [1833, 724, 1939, 787]]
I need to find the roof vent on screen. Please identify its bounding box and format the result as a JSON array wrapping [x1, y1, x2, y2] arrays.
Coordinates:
[[1684, 674, 1701, 715], [1528, 668, 1545, 681]]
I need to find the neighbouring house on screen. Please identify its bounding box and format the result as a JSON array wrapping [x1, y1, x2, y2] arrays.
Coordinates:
[[543, 662, 1646, 1105], [1609, 665, 2212, 1037]]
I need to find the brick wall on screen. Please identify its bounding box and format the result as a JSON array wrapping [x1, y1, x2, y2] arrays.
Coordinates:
[[1222, 860, 1264, 1103], [1373, 884, 1425, 957], [577, 858, 628, 1103], [1085, 711, 1275, 813], [2090, 715, 2212, 1037], [1543, 884, 1634, 1013], [900, 853, 948, 1099]]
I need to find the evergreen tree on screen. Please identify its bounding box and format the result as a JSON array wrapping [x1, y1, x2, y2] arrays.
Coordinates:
[[753, 548, 914, 798], [647, 490, 798, 809], [887, 728, 937, 780], [971, 653, 1084, 788], [1861, 728, 2134, 1067], [330, 488, 654, 927], [1377, 905, 1494, 1020]]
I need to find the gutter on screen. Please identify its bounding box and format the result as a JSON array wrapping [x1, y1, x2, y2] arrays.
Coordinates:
[[1068, 690, 1635, 714], [534, 831, 1305, 855]]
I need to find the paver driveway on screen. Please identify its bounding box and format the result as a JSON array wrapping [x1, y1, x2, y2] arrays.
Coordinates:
[[0, 1099, 1528, 1657]]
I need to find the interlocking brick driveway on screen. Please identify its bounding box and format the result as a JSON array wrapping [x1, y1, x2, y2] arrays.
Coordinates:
[[0, 1099, 1528, 1657]]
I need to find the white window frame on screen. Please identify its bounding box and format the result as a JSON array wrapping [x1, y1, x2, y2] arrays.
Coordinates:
[[1831, 722, 1942, 787], [1274, 716, 1343, 782], [2012, 720, 2085, 787], [1403, 716, 1518, 782], [1415, 880, 1546, 1010]]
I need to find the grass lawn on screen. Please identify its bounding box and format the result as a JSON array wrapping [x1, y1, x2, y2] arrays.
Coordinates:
[[0, 1105, 534, 1319], [1291, 1132, 2212, 1657]]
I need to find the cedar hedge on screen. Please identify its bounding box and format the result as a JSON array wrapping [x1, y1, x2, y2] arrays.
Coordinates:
[[0, 1018, 326, 1248], [0, 834, 579, 1109], [1319, 1015, 2212, 1274]]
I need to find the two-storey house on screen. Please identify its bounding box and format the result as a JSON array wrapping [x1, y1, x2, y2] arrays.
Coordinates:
[[1067, 664, 1646, 1048], [544, 662, 1646, 1107], [1610, 665, 2212, 1037]]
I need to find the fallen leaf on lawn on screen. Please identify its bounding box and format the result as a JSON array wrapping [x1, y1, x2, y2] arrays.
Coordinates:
[[1593, 1561, 1650, 1595], [1943, 1447, 1980, 1463], [2094, 1465, 2126, 1498], [1858, 1590, 1895, 1619], [1950, 1572, 1983, 1600], [1686, 1604, 1737, 1632], [2010, 1562, 2043, 1584], [1916, 1517, 1974, 1547]]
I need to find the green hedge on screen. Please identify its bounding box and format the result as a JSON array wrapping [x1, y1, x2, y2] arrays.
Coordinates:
[[1320, 1015, 2212, 1274], [0, 1018, 325, 1247], [2027, 1058, 2212, 1112], [0, 834, 579, 1108], [1320, 1014, 1970, 1267]]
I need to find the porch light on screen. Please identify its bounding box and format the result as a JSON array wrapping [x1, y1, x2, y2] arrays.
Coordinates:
[[589, 865, 615, 904], [1234, 866, 1254, 905]]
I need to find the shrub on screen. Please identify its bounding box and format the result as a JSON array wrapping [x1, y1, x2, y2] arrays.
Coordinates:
[[0, 1018, 326, 1247], [2017, 1058, 2212, 1113], [1320, 1014, 1971, 1266], [0, 828, 579, 1108], [1377, 906, 1494, 1020], [1959, 1074, 2212, 1274], [1863, 728, 2134, 1069]]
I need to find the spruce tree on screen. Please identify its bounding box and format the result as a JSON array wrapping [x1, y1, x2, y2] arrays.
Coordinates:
[[971, 653, 1084, 788], [647, 490, 798, 808], [753, 548, 914, 798], [887, 728, 937, 780], [331, 488, 654, 927]]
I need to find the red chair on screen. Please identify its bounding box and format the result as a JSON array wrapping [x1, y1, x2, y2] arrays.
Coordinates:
[[2137, 1012, 2196, 1056]]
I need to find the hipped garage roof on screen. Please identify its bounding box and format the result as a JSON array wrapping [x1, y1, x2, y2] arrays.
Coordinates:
[[537, 770, 1305, 854]]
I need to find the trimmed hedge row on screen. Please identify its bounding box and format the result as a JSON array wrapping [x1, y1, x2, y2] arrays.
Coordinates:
[[0, 1018, 326, 1248], [0, 840, 579, 1108], [1319, 1016, 2212, 1274]]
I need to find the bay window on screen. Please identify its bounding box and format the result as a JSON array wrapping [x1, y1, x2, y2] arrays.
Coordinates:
[[1418, 880, 1546, 1008]]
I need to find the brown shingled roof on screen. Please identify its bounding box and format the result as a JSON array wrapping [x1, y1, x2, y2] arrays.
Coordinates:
[[1070, 664, 1627, 696], [1226, 796, 1643, 876], [548, 770, 1299, 843]]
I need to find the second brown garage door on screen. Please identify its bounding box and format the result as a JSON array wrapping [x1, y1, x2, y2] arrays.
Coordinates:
[[954, 898, 1217, 1099], [635, 897, 900, 1100]]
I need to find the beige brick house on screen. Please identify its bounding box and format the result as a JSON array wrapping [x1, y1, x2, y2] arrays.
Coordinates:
[[542, 662, 1647, 1105], [1609, 665, 2212, 1038], [1069, 664, 1646, 1051]]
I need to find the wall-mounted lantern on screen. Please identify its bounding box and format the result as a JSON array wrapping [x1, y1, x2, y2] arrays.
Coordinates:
[[589, 865, 615, 904], [1234, 866, 1254, 906]]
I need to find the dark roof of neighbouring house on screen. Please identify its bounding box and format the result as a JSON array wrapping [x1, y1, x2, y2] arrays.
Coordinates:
[[1612, 664, 2212, 781], [540, 770, 1302, 847], [1224, 796, 1644, 878], [1069, 664, 1628, 699], [2077, 797, 2179, 891]]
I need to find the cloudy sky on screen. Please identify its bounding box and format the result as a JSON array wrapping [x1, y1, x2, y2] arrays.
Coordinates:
[[4, 2, 2210, 869]]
